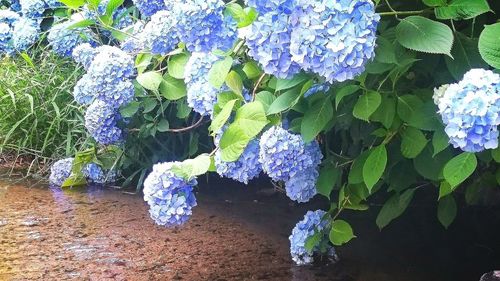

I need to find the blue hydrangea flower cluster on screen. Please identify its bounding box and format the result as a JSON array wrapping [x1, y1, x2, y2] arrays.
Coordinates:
[[48, 20, 95, 57], [143, 162, 198, 227], [289, 209, 335, 265], [132, 0, 165, 17], [85, 100, 123, 145], [82, 0, 132, 36], [244, 0, 379, 82], [174, 0, 237, 53], [120, 21, 145, 53], [20, 0, 46, 19], [83, 163, 117, 185], [142, 10, 179, 55], [215, 136, 262, 184], [49, 157, 74, 187], [72, 43, 97, 70], [12, 17, 39, 50], [303, 83, 331, 98], [435, 68, 500, 152], [7, 0, 22, 12], [0, 10, 20, 55], [184, 52, 228, 116]]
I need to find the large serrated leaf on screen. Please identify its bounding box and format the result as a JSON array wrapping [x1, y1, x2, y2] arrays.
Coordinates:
[[435, 0, 490, 20], [479, 23, 500, 69], [396, 16, 453, 56]]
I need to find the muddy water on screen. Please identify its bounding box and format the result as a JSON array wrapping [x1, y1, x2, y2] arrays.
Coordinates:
[[0, 177, 499, 281]]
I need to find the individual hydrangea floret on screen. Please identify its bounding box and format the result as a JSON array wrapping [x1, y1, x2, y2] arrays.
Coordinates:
[[175, 0, 237, 52], [72, 43, 97, 70], [85, 100, 123, 145], [142, 10, 179, 55], [435, 68, 500, 152], [132, 0, 166, 17], [20, 0, 46, 19], [83, 163, 117, 185], [289, 0, 380, 82], [285, 168, 318, 203], [184, 52, 227, 116], [48, 20, 95, 57], [49, 157, 74, 187], [143, 162, 198, 227], [303, 83, 331, 98], [259, 126, 323, 182], [215, 138, 262, 184], [244, 11, 301, 79], [289, 210, 335, 265], [12, 17, 39, 51]]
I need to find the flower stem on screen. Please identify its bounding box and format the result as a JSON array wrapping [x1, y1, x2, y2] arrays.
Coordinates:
[[379, 10, 425, 16]]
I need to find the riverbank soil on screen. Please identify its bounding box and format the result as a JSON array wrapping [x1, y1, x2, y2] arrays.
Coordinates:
[[0, 177, 499, 281]]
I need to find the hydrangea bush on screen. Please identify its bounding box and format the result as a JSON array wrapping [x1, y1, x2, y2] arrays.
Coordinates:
[[34, 0, 500, 268]]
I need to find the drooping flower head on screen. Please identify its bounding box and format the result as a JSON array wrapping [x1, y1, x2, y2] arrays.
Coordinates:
[[290, 0, 379, 82], [12, 17, 39, 51], [83, 163, 117, 185], [289, 210, 335, 265], [435, 68, 500, 152], [142, 10, 179, 55], [72, 43, 97, 70], [285, 168, 318, 203], [184, 52, 228, 116], [259, 126, 323, 182], [85, 100, 123, 145], [49, 157, 74, 187], [132, 0, 166, 17], [47, 20, 95, 57], [143, 162, 198, 227], [174, 0, 237, 52]]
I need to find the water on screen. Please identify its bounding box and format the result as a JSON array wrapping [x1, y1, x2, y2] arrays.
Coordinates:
[[0, 177, 499, 280]]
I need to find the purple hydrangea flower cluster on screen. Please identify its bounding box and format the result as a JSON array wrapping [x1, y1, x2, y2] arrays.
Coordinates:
[[143, 162, 198, 227], [142, 10, 179, 55], [244, 0, 379, 82], [435, 69, 500, 152], [83, 163, 117, 185], [12, 17, 39, 50], [84, 100, 123, 145], [175, 0, 237, 53], [289, 210, 335, 265], [0, 10, 20, 55], [48, 20, 95, 57], [49, 157, 74, 187], [132, 0, 166, 17], [184, 52, 228, 116], [259, 126, 322, 202]]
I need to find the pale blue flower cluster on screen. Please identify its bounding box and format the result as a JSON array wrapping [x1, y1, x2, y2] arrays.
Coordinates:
[[289, 210, 334, 265], [72, 43, 97, 70], [48, 20, 95, 57], [0, 10, 20, 55], [435, 69, 500, 152], [142, 10, 179, 55], [19, 0, 45, 19], [83, 163, 117, 185], [175, 0, 237, 53], [85, 100, 123, 144], [49, 157, 74, 187], [143, 162, 198, 227], [303, 83, 331, 98], [7, 0, 22, 12], [215, 137, 262, 184], [12, 17, 39, 50], [244, 0, 379, 82], [120, 21, 145, 53], [132, 0, 165, 17], [184, 52, 227, 116]]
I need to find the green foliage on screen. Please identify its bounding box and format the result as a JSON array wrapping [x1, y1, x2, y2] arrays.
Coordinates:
[[329, 220, 355, 246], [396, 16, 453, 56]]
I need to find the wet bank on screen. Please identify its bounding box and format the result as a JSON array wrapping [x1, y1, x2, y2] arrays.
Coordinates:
[[0, 177, 499, 280]]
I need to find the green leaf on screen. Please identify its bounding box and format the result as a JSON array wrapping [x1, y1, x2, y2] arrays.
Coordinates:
[[219, 126, 252, 162], [225, 71, 243, 97], [479, 23, 500, 69], [233, 101, 269, 138], [400, 127, 428, 159], [492, 147, 500, 163], [301, 98, 334, 142], [376, 189, 416, 229], [422, 0, 446, 7], [210, 99, 236, 135], [375, 36, 397, 64], [414, 147, 453, 181], [255, 91, 276, 112], [275, 73, 308, 91], [329, 220, 355, 246], [443, 152, 477, 187], [435, 0, 490, 20], [208, 56, 233, 89], [20, 52, 34, 67], [348, 150, 370, 184], [137, 71, 163, 91], [156, 119, 170, 132], [437, 195, 457, 229], [67, 19, 95, 29], [362, 145, 387, 192], [119, 101, 140, 118], [353, 91, 381, 121], [407, 101, 442, 131], [267, 88, 300, 115], [335, 85, 359, 109], [58, 0, 85, 9], [432, 130, 450, 156], [242, 61, 261, 79], [371, 96, 396, 129], [445, 32, 488, 80], [159, 74, 187, 100], [396, 16, 453, 56], [173, 154, 212, 180], [397, 95, 423, 123], [317, 163, 340, 198], [168, 53, 189, 79], [438, 181, 453, 200], [142, 98, 158, 114], [105, 0, 124, 17]]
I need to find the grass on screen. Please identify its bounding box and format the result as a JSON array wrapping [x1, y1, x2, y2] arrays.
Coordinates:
[[0, 51, 90, 176]]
